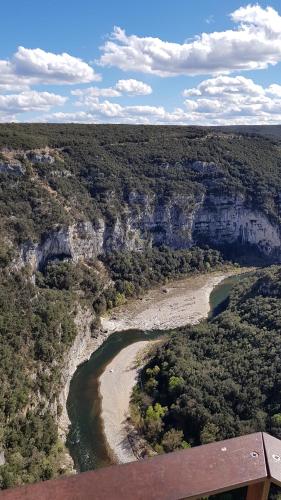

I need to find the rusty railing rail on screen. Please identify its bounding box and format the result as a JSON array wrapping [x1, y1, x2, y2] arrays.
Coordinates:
[[1, 432, 281, 499]]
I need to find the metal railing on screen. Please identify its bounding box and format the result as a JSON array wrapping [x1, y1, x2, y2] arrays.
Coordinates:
[[1, 432, 281, 499]]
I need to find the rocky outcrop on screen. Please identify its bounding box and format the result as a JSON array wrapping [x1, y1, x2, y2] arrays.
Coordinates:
[[19, 220, 106, 271], [0, 160, 25, 175], [0, 146, 60, 175], [26, 151, 55, 164], [193, 193, 281, 260]]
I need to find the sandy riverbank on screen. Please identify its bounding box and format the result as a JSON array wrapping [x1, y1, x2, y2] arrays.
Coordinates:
[[99, 269, 239, 464], [99, 341, 151, 463]]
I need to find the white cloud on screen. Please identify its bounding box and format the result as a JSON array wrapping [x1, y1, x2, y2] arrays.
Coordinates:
[[13, 46, 100, 84], [44, 74, 281, 126], [267, 84, 281, 97], [99, 5, 281, 76], [0, 47, 100, 92], [72, 87, 120, 98], [115, 79, 152, 95], [0, 113, 18, 123], [44, 103, 190, 125], [230, 4, 281, 33], [75, 95, 166, 120], [88, 100, 124, 117], [0, 91, 67, 113], [182, 75, 281, 124], [0, 61, 30, 92], [72, 78, 152, 101], [183, 76, 265, 98]]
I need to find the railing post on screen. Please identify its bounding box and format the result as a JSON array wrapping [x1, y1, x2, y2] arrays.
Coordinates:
[[246, 480, 270, 500]]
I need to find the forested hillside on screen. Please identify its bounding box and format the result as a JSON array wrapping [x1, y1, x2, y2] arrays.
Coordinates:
[[0, 246, 226, 488], [1, 123, 281, 249], [133, 266, 281, 452]]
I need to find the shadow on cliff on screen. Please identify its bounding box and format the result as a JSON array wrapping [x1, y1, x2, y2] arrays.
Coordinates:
[[206, 241, 279, 267]]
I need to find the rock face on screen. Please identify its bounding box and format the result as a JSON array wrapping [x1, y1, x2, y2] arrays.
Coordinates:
[[20, 221, 106, 270], [57, 304, 113, 444], [0, 161, 26, 176], [18, 190, 281, 269], [193, 193, 281, 260], [0, 146, 58, 177], [58, 305, 93, 440], [26, 151, 55, 164]]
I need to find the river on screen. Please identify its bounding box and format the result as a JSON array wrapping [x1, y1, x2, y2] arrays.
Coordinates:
[[66, 272, 247, 473]]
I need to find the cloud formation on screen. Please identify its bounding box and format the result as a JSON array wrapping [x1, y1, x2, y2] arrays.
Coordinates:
[[13, 47, 100, 84], [72, 87, 120, 98], [99, 5, 281, 76], [115, 79, 152, 95], [1, 4, 281, 125], [0, 47, 100, 92], [0, 61, 30, 93], [0, 46, 99, 119], [44, 104, 187, 125], [72, 79, 152, 100], [46, 75, 281, 126], [182, 75, 281, 123], [0, 91, 67, 113]]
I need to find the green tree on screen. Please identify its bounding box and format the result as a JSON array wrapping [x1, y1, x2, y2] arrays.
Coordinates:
[[161, 429, 190, 453]]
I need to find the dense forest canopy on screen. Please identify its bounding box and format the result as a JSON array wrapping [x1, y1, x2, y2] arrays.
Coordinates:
[[132, 265, 281, 500], [133, 266, 281, 450]]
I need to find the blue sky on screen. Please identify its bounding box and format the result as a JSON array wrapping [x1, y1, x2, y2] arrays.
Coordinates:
[[1, 0, 281, 124]]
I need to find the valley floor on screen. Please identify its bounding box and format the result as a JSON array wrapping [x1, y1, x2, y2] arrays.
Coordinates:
[[99, 269, 241, 463]]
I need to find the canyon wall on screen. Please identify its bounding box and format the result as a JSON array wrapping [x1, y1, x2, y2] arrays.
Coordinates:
[[18, 190, 281, 270]]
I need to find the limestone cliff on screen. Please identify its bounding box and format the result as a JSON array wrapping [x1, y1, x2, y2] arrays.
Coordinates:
[[193, 192, 281, 260], [18, 189, 281, 270]]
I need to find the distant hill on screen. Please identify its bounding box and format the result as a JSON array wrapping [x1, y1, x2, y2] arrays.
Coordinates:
[[0, 123, 281, 262], [217, 124, 281, 141]]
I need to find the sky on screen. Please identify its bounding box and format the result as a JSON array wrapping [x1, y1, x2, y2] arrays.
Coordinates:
[[1, 0, 281, 125]]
